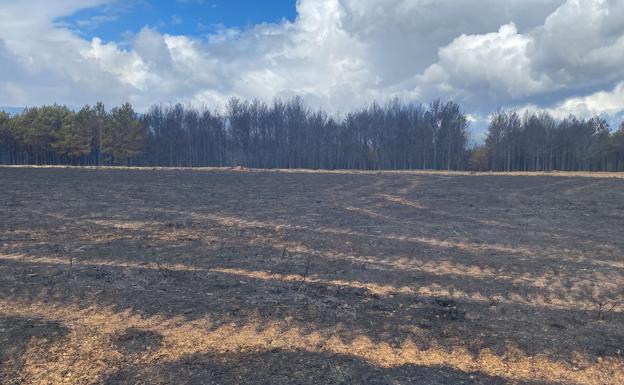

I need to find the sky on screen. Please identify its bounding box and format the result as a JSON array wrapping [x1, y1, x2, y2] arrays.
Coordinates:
[[0, 0, 623, 139], [59, 1, 298, 43]]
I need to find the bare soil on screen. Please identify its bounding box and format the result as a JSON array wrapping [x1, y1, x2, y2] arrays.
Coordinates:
[[1, 167, 624, 384]]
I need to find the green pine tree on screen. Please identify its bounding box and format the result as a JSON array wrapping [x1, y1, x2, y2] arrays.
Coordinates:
[[103, 103, 147, 165]]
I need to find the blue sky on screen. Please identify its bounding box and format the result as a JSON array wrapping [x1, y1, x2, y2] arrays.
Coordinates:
[[60, 0, 297, 42]]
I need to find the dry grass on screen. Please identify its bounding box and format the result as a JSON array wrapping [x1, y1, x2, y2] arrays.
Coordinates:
[[2, 164, 624, 179], [2, 300, 623, 385], [1, 167, 624, 384]]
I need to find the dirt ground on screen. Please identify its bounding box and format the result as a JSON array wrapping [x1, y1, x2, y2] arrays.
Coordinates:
[[1, 167, 624, 385]]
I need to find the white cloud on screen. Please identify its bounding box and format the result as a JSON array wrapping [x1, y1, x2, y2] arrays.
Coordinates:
[[81, 37, 149, 89], [415, 23, 556, 103], [528, 0, 624, 87], [553, 82, 624, 118], [0, 0, 622, 130], [516, 82, 624, 130], [75, 14, 119, 29]]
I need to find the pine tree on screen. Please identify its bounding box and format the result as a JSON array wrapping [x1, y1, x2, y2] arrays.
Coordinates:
[[103, 103, 146, 165], [610, 123, 624, 171], [0, 111, 12, 163], [53, 106, 92, 160]]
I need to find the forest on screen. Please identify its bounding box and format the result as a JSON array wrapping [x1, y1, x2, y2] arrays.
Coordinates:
[[0, 97, 623, 171]]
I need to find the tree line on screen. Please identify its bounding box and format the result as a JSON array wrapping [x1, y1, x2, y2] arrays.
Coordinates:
[[470, 110, 624, 172], [0, 97, 468, 170], [0, 97, 622, 171], [0, 103, 144, 166]]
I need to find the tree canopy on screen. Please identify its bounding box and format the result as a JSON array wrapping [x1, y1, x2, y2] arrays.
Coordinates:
[[472, 110, 624, 172], [0, 98, 622, 171]]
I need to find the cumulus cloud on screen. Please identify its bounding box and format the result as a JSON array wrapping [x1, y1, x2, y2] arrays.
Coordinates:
[[0, 0, 622, 129], [520, 81, 624, 129], [529, 0, 624, 87], [548, 82, 624, 118], [415, 23, 556, 102]]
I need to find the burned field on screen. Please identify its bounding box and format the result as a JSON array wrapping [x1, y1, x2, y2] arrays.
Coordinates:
[[1, 167, 624, 385]]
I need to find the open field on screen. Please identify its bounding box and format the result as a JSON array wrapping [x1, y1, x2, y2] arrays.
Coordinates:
[[1, 167, 624, 384]]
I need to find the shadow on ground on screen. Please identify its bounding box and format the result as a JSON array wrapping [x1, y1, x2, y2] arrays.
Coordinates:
[[0, 316, 69, 385], [100, 348, 555, 385]]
